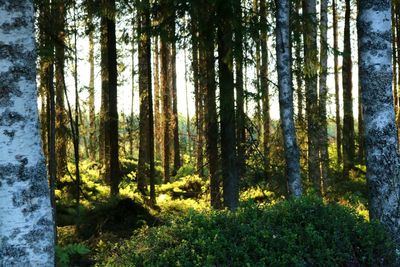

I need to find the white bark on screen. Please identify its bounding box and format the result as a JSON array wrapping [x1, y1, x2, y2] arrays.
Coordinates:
[[358, 0, 400, 250], [276, 0, 302, 197], [0, 1, 55, 266]]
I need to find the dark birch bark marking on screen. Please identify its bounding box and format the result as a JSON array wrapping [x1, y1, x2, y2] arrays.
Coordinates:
[[358, 0, 400, 250], [276, 0, 302, 197], [0, 1, 55, 265]]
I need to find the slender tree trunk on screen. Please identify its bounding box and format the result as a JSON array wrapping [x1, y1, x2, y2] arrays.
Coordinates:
[[0, 2, 55, 264], [358, 85, 364, 163], [396, 5, 400, 142], [72, 4, 81, 224], [358, 0, 400, 251], [54, 0, 68, 180], [198, 1, 221, 209], [319, 0, 329, 190], [234, 0, 246, 178], [129, 14, 136, 158], [160, 36, 171, 183], [333, 0, 342, 165], [170, 6, 181, 174], [88, 12, 97, 161], [171, 42, 181, 174], [393, 3, 398, 113], [38, 0, 57, 245], [184, 41, 192, 160], [191, 6, 204, 177], [101, 0, 120, 196], [276, 0, 303, 197], [137, 0, 155, 201], [217, 0, 239, 210], [342, 0, 355, 179], [293, 0, 304, 125], [260, 0, 270, 175], [253, 0, 262, 135], [303, 0, 321, 193], [154, 36, 161, 160]]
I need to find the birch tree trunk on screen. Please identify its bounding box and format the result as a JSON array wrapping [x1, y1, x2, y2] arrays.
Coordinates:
[[0, 1, 55, 265], [276, 0, 302, 197], [358, 0, 400, 250]]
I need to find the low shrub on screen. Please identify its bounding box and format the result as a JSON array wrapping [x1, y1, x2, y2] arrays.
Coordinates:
[[102, 196, 396, 266]]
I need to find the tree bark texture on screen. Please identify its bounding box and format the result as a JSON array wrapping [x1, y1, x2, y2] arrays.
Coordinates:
[[217, 0, 239, 210], [319, 0, 329, 190], [190, 5, 205, 178], [54, 0, 68, 180], [303, 0, 321, 193], [260, 0, 270, 175], [100, 0, 120, 196], [358, 0, 400, 250], [333, 0, 342, 165], [0, 2, 55, 265], [137, 0, 155, 198], [343, 0, 355, 179], [276, 0, 303, 197], [233, 0, 246, 179]]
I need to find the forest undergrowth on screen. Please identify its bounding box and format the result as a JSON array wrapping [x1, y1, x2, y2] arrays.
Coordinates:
[[54, 154, 395, 267]]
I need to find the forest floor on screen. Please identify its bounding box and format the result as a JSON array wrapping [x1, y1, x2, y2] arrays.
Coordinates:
[[54, 159, 394, 266]]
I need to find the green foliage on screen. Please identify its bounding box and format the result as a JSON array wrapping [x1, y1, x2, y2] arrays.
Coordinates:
[[78, 197, 158, 239], [56, 243, 90, 267], [175, 164, 196, 179], [101, 197, 396, 266]]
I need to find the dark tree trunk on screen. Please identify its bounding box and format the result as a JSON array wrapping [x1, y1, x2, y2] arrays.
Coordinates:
[[160, 36, 171, 183], [129, 14, 136, 158], [88, 11, 97, 162], [101, 0, 120, 196], [38, 0, 57, 243], [342, 0, 355, 179], [396, 4, 400, 142], [333, 0, 342, 166], [260, 0, 270, 175], [137, 0, 155, 202], [302, 0, 321, 193], [171, 11, 181, 174], [293, 0, 304, 125], [233, 0, 246, 178], [190, 6, 205, 178], [197, 1, 221, 209], [54, 0, 68, 180], [319, 0, 329, 190], [171, 46, 181, 174], [253, 0, 262, 135], [217, 0, 239, 210], [154, 36, 161, 160]]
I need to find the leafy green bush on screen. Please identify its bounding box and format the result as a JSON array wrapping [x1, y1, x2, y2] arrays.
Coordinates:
[[101, 197, 396, 266], [56, 243, 90, 267]]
